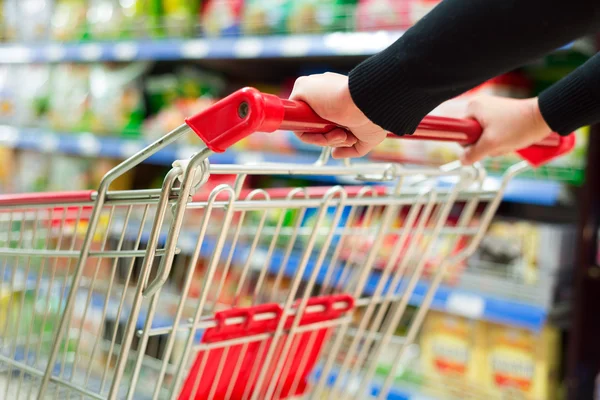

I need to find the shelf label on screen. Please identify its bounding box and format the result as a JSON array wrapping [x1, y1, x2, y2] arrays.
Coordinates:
[[120, 141, 144, 158], [39, 134, 59, 153], [80, 44, 103, 61], [114, 43, 139, 61], [324, 31, 400, 55], [446, 292, 484, 319], [180, 40, 210, 58], [0, 46, 33, 63], [281, 37, 311, 56], [0, 125, 18, 146], [45, 45, 67, 61], [78, 133, 101, 156], [233, 38, 263, 58], [237, 153, 264, 164]]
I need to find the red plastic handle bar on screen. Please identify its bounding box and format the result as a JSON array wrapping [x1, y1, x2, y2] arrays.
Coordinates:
[[0, 190, 95, 207], [185, 87, 575, 166]]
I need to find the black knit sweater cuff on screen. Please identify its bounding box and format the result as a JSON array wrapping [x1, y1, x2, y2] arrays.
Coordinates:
[[348, 55, 433, 136], [539, 70, 600, 136]]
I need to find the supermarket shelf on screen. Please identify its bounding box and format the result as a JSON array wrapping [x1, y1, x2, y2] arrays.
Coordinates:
[[0, 126, 565, 205], [0, 31, 404, 63], [132, 226, 546, 332]]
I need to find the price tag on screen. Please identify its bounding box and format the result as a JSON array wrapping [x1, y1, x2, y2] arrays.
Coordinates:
[[0, 125, 18, 146], [80, 44, 103, 61], [233, 38, 263, 58], [281, 37, 311, 56], [180, 40, 210, 58], [78, 133, 101, 156], [120, 141, 143, 158], [114, 43, 139, 61], [445, 292, 484, 319], [39, 134, 59, 153], [45, 45, 67, 61]]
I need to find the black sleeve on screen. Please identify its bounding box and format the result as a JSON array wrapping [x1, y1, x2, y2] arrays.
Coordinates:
[[349, 0, 600, 135], [539, 53, 600, 134]]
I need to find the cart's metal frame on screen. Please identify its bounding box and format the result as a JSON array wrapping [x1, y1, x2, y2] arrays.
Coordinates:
[[2, 87, 569, 399]]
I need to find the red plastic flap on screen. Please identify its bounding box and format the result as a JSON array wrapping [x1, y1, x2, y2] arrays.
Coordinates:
[[179, 294, 354, 400], [516, 132, 575, 167]]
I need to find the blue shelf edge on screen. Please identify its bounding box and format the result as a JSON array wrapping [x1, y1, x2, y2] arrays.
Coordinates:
[[0, 34, 579, 64], [0, 31, 405, 63], [126, 224, 545, 332], [0, 126, 564, 206]]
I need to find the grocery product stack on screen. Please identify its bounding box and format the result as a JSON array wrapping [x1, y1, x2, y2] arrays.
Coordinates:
[[0, 1, 594, 399]]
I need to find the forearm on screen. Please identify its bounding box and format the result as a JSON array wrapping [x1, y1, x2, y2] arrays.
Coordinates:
[[349, 0, 600, 135]]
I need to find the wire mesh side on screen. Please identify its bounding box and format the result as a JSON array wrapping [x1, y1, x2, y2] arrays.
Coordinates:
[[112, 164, 497, 400], [0, 197, 177, 400]]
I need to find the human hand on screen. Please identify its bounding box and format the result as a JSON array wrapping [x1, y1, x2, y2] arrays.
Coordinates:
[[289, 72, 387, 159], [461, 96, 552, 165]]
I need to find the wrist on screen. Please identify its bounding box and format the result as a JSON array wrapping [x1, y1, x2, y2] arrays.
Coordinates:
[[336, 73, 373, 128], [531, 97, 552, 136]]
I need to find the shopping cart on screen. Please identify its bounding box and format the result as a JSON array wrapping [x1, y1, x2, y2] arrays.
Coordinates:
[[0, 87, 574, 400]]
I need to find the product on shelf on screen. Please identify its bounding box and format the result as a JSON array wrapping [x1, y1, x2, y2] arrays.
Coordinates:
[[49, 64, 91, 132], [162, 0, 199, 37], [0, 65, 16, 123], [16, 150, 50, 193], [51, 0, 88, 41], [241, 0, 290, 35], [482, 323, 560, 399], [15, 0, 53, 41], [420, 310, 487, 398], [48, 155, 91, 191], [337, 209, 471, 285], [87, 0, 124, 39], [201, 0, 244, 37], [144, 66, 224, 140], [16, 64, 51, 126], [287, 0, 356, 34], [120, 0, 159, 38], [355, 0, 410, 31], [1, 0, 18, 41], [0, 146, 14, 193], [469, 219, 576, 287], [89, 62, 150, 137]]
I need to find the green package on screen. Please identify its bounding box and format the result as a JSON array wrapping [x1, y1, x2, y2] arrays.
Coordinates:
[[89, 62, 150, 137], [287, 0, 356, 34], [121, 0, 163, 38], [242, 0, 290, 35], [162, 0, 200, 37], [51, 0, 88, 41]]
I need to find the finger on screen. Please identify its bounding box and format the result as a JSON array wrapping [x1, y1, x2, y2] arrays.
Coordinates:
[[294, 128, 348, 146], [335, 131, 358, 147], [289, 75, 319, 102], [332, 141, 370, 159], [461, 139, 493, 165]]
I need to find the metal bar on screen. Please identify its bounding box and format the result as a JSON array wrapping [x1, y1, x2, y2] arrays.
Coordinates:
[[39, 124, 193, 398], [166, 186, 237, 400], [0, 248, 168, 258], [0, 354, 104, 400], [108, 168, 182, 400]]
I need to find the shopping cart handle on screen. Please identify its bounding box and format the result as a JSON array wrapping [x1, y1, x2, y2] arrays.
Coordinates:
[[185, 87, 575, 167]]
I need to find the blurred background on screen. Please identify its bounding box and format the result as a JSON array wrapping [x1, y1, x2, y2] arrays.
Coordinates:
[[0, 1, 599, 399]]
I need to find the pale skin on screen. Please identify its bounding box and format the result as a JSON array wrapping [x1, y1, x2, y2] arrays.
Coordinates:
[[289, 72, 553, 164]]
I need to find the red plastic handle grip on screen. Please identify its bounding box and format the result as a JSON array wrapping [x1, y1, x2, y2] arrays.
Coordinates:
[[185, 87, 575, 166]]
